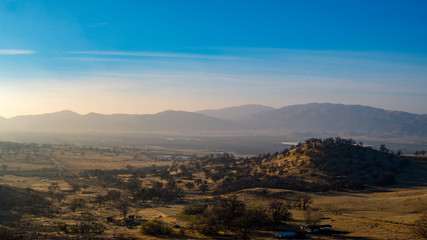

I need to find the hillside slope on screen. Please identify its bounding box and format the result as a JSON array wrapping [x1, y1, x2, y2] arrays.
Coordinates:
[[179, 137, 427, 193], [0, 185, 49, 213], [251, 138, 425, 189]]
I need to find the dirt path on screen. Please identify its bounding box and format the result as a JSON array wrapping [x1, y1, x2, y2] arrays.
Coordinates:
[[44, 151, 66, 170]]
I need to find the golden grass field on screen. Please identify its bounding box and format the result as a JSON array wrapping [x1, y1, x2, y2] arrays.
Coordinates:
[[48, 145, 210, 171], [230, 187, 427, 239], [3, 173, 424, 239], [0, 143, 426, 239]]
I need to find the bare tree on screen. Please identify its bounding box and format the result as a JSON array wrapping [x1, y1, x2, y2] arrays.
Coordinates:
[[125, 175, 142, 198], [304, 208, 323, 227], [69, 198, 86, 213], [1, 164, 8, 173], [269, 200, 292, 224], [380, 144, 389, 153], [48, 183, 60, 199], [94, 194, 105, 208], [70, 183, 81, 194], [207, 195, 246, 230], [106, 190, 121, 203], [54, 191, 67, 203], [295, 193, 312, 210], [233, 209, 268, 240], [117, 197, 130, 218]]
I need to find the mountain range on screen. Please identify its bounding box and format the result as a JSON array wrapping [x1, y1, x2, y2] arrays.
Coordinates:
[[0, 103, 426, 139]]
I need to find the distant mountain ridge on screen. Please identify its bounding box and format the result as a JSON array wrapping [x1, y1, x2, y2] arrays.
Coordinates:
[[197, 104, 275, 122], [0, 103, 426, 138], [197, 103, 427, 137], [1, 110, 237, 133], [246, 103, 427, 136]]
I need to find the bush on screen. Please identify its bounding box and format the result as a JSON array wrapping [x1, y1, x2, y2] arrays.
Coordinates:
[[398, 159, 410, 169], [196, 223, 220, 236], [348, 180, 365, 190], [375, 172, 396, 186], [68, 222, 104, 234], [140, 220, 172, 236], [56, 222, 68, 233], [181, 202, 208, 215]]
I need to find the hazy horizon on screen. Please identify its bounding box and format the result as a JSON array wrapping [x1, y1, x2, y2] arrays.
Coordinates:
[[1, 102, 427, 119], [1, 1, 427, 117]]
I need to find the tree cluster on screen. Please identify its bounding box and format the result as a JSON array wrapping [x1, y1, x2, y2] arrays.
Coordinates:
[[184, 196, 292, 240], [133, 180, 184, 203]]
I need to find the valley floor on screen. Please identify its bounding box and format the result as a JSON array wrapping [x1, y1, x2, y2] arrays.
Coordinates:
[[0, 142, 426, 240]]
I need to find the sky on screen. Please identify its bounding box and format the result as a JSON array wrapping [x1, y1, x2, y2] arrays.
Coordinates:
[[0, 0, 427, 118]]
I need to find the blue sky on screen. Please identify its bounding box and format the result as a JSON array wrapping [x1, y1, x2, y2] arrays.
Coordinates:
[[0, 0, 426, 117]]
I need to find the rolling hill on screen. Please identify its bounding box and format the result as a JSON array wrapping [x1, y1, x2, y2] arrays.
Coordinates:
[[0, 185, 48, 209], [250, 138, 425, 188], [179, 137, 427, 193]]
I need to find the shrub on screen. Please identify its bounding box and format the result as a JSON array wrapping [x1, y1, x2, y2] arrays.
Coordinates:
[[56, 221, 68, 233], [348, 180, 365, 190], [375, 172, 396, 186], [140, 220, 172, 236], [398, 159, 410, 169], [196, 223, 220, 236], [181, 202, 208, 215], [69, 222, 104, 233]]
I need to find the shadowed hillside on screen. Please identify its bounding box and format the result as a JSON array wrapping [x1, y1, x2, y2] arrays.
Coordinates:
[[251, 138, 426, 189], [0, 185, 49, 219], [178, 137, 427, 194]]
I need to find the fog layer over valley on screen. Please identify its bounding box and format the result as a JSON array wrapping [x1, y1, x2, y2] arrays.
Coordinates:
[[1, 103, 425, 154]]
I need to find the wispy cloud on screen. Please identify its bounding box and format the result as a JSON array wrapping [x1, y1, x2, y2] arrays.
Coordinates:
[[59, 57, 149, 63], [70, 51, 248, 60], [306, 63, 328, 75], [0, 49, 35, 55]]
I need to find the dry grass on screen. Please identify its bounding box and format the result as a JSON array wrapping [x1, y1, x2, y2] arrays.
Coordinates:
[[1, 143, 426, 239], [232, 187, 427, 240], [3, 174, 426, 239], [0, 175, 70, 191]]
